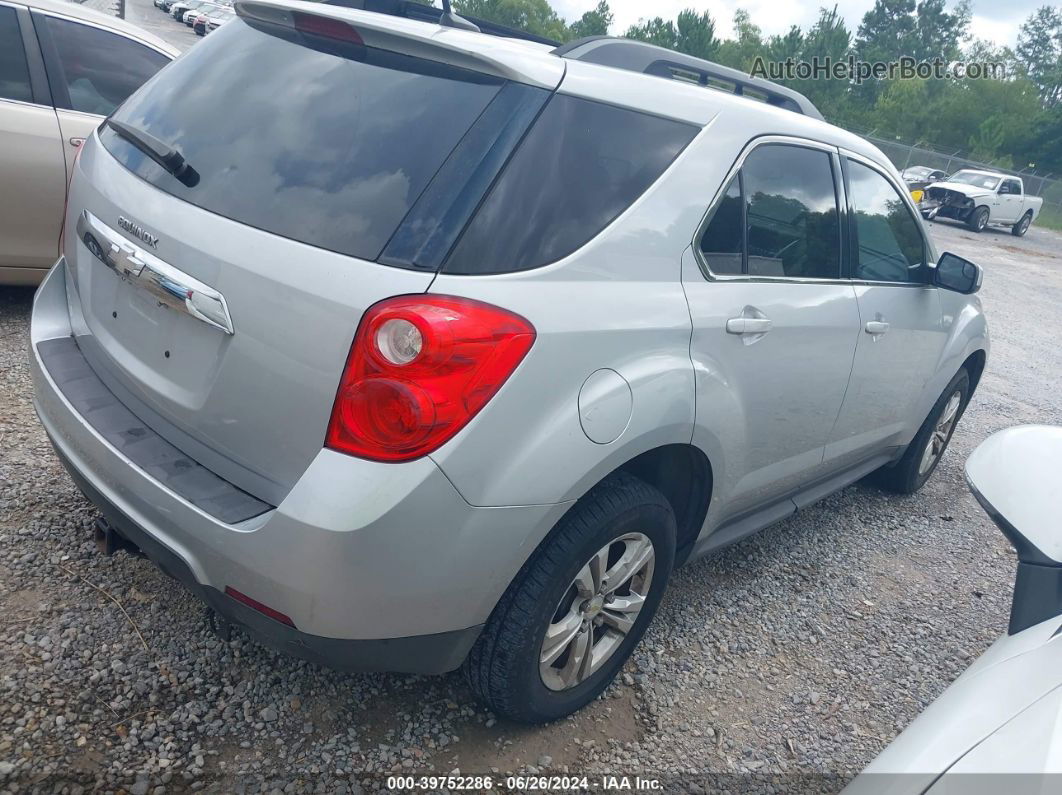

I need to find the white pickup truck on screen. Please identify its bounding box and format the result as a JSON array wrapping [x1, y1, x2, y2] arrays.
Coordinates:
[[920, 169, 1043, 236]]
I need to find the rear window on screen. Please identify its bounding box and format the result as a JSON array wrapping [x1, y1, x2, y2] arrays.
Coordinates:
[[100, 17, 504, 261], [444, 95, 698, 274]]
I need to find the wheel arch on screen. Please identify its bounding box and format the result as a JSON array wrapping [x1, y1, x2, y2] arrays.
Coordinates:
[[601, 443, 713, 565], [962, 348, 987, 399]]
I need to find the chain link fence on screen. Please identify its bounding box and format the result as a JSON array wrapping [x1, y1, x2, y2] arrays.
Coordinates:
[[859, 132, 1062, 230]]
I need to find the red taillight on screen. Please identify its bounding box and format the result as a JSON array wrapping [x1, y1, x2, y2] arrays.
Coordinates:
[[224, 586, 295, 627], [326, 295, 535, 462]]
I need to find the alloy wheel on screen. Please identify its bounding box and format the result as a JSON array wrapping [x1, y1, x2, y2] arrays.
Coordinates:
[[919, 391, 962, 476], [539, 533, 655, 691]]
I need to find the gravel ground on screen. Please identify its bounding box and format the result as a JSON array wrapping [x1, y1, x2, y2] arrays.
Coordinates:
[[2, 209, 1062, 791]]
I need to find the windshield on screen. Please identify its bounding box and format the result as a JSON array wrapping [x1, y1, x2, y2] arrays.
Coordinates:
[[948, 171, 1001, 190], [904, 167, 932, 178]]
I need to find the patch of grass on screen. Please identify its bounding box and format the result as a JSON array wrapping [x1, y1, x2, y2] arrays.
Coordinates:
[[1036, 205, 1062, 232]]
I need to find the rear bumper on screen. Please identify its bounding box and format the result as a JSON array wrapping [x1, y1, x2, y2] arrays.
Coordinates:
[[55, 443, 481, 673], [30, 259, 569, 673]]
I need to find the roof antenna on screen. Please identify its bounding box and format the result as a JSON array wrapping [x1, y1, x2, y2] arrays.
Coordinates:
[[439, 0, 480, 32]]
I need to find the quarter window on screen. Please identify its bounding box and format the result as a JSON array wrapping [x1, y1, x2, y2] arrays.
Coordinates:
[[698, 176, 743, 275], [445, 94, 698, 274], [0, 7, 33, 104], [40, 16, 169, 115], [698, 143, 841, 279], [847, 160, 927, 284]]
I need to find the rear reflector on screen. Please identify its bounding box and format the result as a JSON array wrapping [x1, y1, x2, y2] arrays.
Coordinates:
[[326, 295, 535, 462], [224, 586, 295, 627]]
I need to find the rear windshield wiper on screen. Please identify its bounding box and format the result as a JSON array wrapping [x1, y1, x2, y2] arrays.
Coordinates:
[[104, 119, 200, 187]]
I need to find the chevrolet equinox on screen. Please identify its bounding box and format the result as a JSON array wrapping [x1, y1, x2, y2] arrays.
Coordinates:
[[30, 1, 989, 722]]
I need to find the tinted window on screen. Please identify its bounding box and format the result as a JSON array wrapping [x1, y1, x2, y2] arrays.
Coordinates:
[[699, 176, 742, 274], [42, 16, 168, 115], [1001, 179, 1021, 195], [444, 95, 697, 274], [847, 160, 927, 283], [742, 145, 840, 279], [0, 7, 33, 104], [101, 18, 504, 261]]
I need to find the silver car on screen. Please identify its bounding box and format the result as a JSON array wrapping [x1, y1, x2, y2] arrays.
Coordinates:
[[30, 2, 989, 723]]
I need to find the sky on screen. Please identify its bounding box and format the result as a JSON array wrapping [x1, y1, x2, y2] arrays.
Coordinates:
[[549, 0, 1036, 48]]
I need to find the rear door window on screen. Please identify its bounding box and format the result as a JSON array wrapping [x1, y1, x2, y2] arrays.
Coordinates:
[[100, 17, 506, 262], [38, 15, 169, 115], [0, 6, 33, 104], [443, 95, 698, 274], [697, 143, 841, 280], [742, 144, 840, 279]]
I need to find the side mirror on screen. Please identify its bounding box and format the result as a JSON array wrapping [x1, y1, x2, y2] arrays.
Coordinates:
[[966, 426, 1062, 634], [935, 252, 982, 294]]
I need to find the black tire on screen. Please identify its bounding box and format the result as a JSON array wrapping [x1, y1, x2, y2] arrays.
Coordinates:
[[1012, 212, 1033, 237], [967, 206, 989, 232], [873, 369, 970, 494], [464, 472, 676, 723]]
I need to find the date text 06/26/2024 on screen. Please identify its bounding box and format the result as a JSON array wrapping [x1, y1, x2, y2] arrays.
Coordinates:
[[386, 775, 663, 791]]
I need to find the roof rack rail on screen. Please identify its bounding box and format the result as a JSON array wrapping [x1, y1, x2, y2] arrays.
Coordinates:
[[554, 36, 824, 121], [319, 0, 562, 46]]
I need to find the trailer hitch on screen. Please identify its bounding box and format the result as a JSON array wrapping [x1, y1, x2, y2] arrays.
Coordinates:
[[93, 517, 142, 557], [206, 607, 233, 642]]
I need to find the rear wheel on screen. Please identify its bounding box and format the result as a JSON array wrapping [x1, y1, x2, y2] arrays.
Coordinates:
[[1012, 212, 1032, 237], [464, 472, 675, 723], [968, 206, 989, 232], [873, 369, 970, 494]]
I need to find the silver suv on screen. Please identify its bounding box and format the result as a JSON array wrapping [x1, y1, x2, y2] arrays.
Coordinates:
[[30, 1, 988, 723]]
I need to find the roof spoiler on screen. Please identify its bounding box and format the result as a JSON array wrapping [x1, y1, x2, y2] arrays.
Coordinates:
[[316, 0, 561, 46], [233, 0, 565, 89], [555, 36, 824, 120]]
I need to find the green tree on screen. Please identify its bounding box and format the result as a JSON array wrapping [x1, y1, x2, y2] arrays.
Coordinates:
[[798, 6, 854, 124], [569, 0, 611, 39], [912, 0, 969, 61], [854, 0, 969, 105], [675, 9, 719, 60], [454, 0, 570, 41], [624, 16, 678, 48], [855, 0, 918, 62], [1022, 106, 1062, 171], [625, 8, 718, 60], [1016, 6, 1062, 107], [714, 9, 765, 71]]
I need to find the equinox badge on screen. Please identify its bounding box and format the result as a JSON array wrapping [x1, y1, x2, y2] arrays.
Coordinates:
[[117, 215, 160, 249]]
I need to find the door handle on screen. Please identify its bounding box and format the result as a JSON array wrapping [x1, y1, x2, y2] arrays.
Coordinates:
[[865, 320, 890, 336], [726, 317, 773, 335], [68, 137, 85, 148]]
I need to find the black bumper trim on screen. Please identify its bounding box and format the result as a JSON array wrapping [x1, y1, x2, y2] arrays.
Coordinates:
[[37, 336, 272, 524], [52, 442, 482, 675]]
